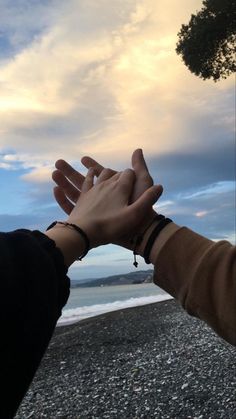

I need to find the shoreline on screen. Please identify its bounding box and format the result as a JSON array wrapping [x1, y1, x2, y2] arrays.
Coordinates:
[[17, 300, 236, 418], [57, 293, 173, 327]]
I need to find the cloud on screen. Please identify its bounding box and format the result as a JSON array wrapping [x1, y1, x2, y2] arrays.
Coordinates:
[[0, 0, 58, 56], [195, 210, 209, 218], [182, 181, 235, 200], [21, 166, 53, 183], [158, 181, 235, 241], [0, 0, 234, 174], [148, 140, 235, 196], [0, 162, 11, 169]]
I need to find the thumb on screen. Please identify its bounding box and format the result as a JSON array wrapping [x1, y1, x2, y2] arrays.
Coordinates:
[[132, 148, 148, 172], [127, 184, 163, 221]]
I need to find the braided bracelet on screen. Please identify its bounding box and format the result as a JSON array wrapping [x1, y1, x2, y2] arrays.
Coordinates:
[[143, 217, 172, 264], [131, 214, 165, 268], [46, 221, 90, 261]]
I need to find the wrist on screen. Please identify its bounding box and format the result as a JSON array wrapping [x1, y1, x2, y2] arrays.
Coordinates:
[[66, 216, 99, 248], [148, 222, 181, 264], [45, 223, 90, 266], [135, 217, 161, 257], [135, 213, 177, 260], [135, 221, 181, 263], [115, 209, 157, 251]]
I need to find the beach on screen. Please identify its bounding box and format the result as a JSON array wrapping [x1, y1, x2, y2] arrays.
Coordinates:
[[16, 300, 236, 418]]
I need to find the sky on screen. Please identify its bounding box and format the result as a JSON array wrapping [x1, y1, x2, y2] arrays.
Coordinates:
[[0, 0, 235, 280]]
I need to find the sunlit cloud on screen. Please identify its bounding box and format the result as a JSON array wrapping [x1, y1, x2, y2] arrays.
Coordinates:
[[195, 211, 209, 218], [21, 166, 53, 183], [0, 0, 234, 171]]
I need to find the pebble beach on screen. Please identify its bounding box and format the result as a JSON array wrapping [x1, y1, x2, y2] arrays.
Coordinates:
[[16, 300, 236, 418]]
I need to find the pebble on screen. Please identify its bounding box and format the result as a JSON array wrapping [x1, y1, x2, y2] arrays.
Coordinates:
[[16, 300, 236, 418]]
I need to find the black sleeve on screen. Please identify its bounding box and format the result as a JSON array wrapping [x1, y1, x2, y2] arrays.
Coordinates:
[[0, 229, 70, 418]]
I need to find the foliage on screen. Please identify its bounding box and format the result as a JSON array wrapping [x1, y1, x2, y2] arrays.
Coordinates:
[[176, 0, 236, 81]]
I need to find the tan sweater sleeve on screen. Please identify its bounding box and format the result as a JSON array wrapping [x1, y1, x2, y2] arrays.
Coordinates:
[[153, 227, 236, 346]]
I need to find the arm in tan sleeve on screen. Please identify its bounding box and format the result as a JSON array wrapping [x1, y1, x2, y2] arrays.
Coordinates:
[[150, 225, 236, 346]]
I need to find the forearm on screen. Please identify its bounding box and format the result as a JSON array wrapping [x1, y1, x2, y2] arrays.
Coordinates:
[[137, 221, 236, 346], [0, 230, 70, 417]]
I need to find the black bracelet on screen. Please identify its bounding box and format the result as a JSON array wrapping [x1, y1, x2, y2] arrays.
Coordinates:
[[131, 214, 165, 268], [46, 221, 90, 261], [143, 217, 172, 264]]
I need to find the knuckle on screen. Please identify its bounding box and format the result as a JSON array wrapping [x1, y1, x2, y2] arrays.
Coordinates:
[[140, 172, 153, 185], [125, 168, 135, 177], [122, 168, 135, 182], [102, 168, 113, 176]]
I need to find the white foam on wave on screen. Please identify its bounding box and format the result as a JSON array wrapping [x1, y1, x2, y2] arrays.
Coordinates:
[[57, 294, 173, 326]]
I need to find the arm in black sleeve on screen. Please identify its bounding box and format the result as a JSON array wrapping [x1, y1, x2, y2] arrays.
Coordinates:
[[0, 229, 70, 418]]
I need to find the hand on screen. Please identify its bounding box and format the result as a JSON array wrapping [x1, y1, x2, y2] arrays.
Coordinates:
[[52, 149, 162, 248], [64, 167, 162, 248], [82, 149, 154, 204]]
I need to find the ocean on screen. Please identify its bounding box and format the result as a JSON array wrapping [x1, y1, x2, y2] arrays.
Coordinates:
[[58, 283, 172, 326]]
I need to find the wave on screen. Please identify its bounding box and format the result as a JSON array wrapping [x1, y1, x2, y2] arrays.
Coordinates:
[[57, 294, 173, 326]]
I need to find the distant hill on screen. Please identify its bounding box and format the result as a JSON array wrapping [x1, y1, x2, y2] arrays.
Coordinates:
[[71, 270, 154, 288]]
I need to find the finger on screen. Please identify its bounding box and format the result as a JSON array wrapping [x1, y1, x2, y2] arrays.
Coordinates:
[[132, 149, 148, 171], [127, 184, 163, 221], [116, 169, 135, 199], [81, 156, 117, 178], [52, 170, 80, 203], [96, 168, 117, 184], [111, 172, 122, 181], [55, 159, 85, 189], [53, 186, 75, 215], [81, 156, 104, 177], [131, 149, 153, 185], [81, 168, 95, 192]]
